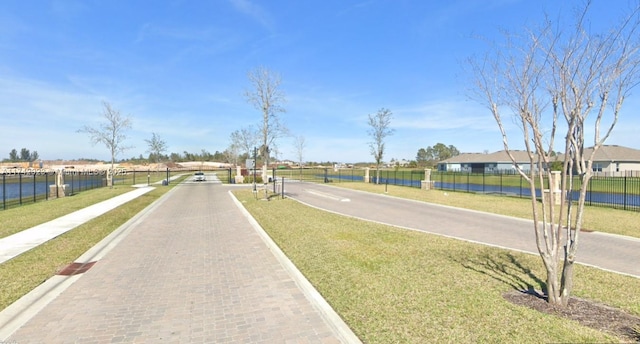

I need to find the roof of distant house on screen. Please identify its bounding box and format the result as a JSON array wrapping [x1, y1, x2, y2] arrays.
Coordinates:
[[439, 145, 640, 164]]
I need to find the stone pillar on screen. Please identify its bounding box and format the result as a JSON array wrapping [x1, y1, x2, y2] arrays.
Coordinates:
[[550, 171, 561, 192], [235, 165, 244, 184], [262, 164, 268, 183], [421, 168, 432, 190], [106, 168, 113, 187], [544, 171, 562, 205], [49, 169, 69, 198], [364, 168, 370, 183]]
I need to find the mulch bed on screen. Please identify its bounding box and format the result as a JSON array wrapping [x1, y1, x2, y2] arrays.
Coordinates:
[[504, 290, 640, 342]]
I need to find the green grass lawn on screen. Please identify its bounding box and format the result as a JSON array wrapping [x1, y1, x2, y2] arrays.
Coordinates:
[[234, 188, 640, 343], [331, 182, 640, 238], [0, 186, 133, 239]]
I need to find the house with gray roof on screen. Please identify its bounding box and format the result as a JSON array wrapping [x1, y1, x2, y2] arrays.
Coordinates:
[[437, 145, 640, 176], [437, 150, 537, 173], [584, 145, 640, 176]]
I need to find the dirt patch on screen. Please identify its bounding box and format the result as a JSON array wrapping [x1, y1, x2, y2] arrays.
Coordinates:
[[504, 290, 640, 342]]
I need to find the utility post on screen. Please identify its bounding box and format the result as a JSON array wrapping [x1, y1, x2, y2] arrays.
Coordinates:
[[252, 147, 258, 197], [263, 146, 270, 200]]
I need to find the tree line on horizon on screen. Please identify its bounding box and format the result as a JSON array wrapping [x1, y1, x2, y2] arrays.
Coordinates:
[[3, 148, 39, 163]]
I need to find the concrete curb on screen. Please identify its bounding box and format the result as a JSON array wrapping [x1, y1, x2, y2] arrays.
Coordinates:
[[228, 190, 362, 344]]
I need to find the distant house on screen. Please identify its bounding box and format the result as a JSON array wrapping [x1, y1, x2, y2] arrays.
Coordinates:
[[437, 150, 537, 173], [584, 145, 640, 176], [437, 145, 640, 176]]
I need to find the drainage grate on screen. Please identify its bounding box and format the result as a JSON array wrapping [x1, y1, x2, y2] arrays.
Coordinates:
[[57, 261, 97, 276]]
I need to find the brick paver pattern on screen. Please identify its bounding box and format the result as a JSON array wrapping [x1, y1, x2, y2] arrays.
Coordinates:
[[10, 182, 342, 343]]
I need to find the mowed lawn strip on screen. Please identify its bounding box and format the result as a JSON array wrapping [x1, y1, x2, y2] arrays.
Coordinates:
[[0, 177, 186, 311], [330, 182, 640, 238], [234, 189, 640, 343], [0, 186, 132, 239]]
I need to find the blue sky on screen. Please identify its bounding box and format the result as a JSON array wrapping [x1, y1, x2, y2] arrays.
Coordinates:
[[1, 0, 638, 163]]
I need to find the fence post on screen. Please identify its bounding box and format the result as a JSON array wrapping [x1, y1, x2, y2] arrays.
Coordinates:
[[19, 173, 23, 205], [33, 173, 36, 203], [2, 174, 5, 210], [624, 176, 627, 211], [520, 175, 523, 198], [45, 173, 49, 201], [466, 172, 470, 193], [482, 171, 485, 193], [282, 176, 285, 199], [592, 178, 593, 206], [453, 172, 456, 191]]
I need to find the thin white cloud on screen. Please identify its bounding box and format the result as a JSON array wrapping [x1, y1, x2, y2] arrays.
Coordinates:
[[335, 1, 376, 17], [135, 23, 220, 44], [0, 77, 102, 123], [393, 100, 497, 131], [228, 0, 275, 31]]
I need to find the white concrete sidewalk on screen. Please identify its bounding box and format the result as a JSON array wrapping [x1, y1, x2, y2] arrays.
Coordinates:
[[0, 187, 155, 264]]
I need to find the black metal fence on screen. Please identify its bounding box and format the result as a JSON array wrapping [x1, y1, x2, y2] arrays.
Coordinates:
[[269, 167, 366, 183], [8, 166, 635, 212], [368, 170, 640, 212], [0, 168, 235, 211], [278, 168, 640, 212], [1, 170, 105, 210]]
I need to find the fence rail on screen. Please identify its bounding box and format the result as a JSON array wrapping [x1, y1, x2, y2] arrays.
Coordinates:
[[0, 168, 234, 211], [6, 166, 637, 212], [1, 171, 105, 210], [273, 168, 640, 212], [371, 170, 640, 212]]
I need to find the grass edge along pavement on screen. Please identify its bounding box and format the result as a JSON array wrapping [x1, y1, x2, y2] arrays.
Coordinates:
[[0, 176, 187, 312], [234, 189, 640, 343], [331, 182, 640, 239], [0, 186, 133, 239]]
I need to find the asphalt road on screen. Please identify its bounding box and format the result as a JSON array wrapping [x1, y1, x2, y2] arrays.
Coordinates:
[[282, 181, 640, 278]]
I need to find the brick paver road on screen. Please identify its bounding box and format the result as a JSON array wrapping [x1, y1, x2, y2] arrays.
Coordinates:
[[9, 179, 357, 343]]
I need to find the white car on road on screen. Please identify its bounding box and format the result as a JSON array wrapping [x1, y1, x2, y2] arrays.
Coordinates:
[[194, 172, 206, 182]]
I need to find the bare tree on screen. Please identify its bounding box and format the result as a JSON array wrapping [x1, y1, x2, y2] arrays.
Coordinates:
[[145, 132, 168, 166], [223, 143, 240, 166], [294, 135, 306, 180], [244, 66, 288, 169], [230, 127, 258, 159], [470, 1, 640, 306], [78, 101, 133, 187], [367, 108, 394, 184]]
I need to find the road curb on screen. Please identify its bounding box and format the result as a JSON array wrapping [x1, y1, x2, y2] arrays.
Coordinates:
[[228, 190, 362, 344]]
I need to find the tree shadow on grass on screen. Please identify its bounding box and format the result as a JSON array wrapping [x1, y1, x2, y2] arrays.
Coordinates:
[[453, 250, 640, 342], [453, 251, 547, 298]]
